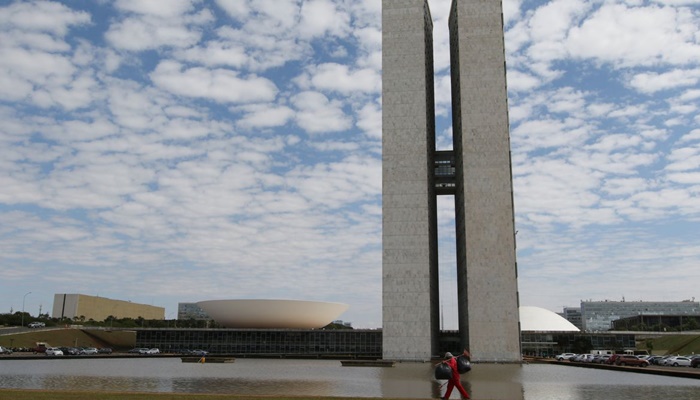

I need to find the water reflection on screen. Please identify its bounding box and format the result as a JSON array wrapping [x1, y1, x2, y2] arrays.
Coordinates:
[[0, 358, 698, 399]]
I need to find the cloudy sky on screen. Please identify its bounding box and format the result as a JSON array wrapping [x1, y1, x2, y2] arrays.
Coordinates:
[[1, 0, 698, 329]]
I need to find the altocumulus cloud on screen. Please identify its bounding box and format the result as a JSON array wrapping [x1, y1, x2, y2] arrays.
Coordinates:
[[0, 0, 698, 330]]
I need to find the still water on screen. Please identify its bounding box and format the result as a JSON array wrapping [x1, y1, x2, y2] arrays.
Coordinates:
[[0, 358, 698, 399]]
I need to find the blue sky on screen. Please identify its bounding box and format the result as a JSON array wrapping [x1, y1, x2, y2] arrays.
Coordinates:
[[1, 0, 698, 329]]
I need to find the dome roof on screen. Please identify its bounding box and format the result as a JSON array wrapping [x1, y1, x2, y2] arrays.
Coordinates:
[[196, 299, 349, 329], [520, 306, 579, 332]]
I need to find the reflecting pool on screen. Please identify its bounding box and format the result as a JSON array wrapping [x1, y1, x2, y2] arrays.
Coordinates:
[[0, 358, 698, 399]]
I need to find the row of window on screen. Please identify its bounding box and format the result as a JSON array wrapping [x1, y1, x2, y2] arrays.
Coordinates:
[[136, 329, 382, 357]]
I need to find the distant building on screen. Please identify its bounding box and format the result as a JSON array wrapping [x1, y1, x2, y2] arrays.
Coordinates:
[[333, 320, 353, 328], [177, 302, 211, 321], [560, 307, 583, 330], [52, 294, 164, 321], [611, 314, 700, 331], [579, 300, 700, 331]]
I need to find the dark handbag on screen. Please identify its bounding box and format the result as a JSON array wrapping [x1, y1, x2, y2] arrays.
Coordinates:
[[434, 362, 452, 379], [457, 356, 471, 373]]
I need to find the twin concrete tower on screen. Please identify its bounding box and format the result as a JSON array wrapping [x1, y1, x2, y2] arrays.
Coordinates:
[[382, 0, 521, 361]]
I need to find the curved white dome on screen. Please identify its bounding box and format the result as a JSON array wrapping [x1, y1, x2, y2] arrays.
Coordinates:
[[196, 299, 349, 329], [519, 306, 579, 332]]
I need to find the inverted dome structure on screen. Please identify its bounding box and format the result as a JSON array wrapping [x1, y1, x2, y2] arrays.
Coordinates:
[[519, 306, 579, 332], [196, 299, 349, 329]]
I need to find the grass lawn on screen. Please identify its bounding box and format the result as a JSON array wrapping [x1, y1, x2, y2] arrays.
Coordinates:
[[0, 328, 135, 350]]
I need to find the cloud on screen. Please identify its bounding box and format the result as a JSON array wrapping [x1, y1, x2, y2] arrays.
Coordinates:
[[115, 0, 198, 18], [565, 4, 700, 68], [299, 63, 380, 94], [150, 60, 278, 103], [299, 0, 350, 39], [507, 69, 542, 92], [105, 2, 213, 51], [628, 68, 700, 93], [235, 103, 295, 129], [291, 91, 352, 134], [356, 101, 381, 139], [173, 41, 248, 68], [0, 0, 90, 36], [1, 0, 699, 330]]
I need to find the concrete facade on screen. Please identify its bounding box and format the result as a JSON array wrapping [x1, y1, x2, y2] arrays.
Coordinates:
[[52, 293, 165, 321], [382, 0, 520, 361], [382, 0, 440, 361], [449, 0, 521, 362]]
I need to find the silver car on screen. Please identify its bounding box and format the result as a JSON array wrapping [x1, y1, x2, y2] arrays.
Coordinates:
[[45, 347, 64, 356], [665, 356, 691, 367], [80, 347, 98, 355]]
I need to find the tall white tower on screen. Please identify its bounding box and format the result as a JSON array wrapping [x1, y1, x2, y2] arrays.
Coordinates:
[[382, 0, 520, 362]]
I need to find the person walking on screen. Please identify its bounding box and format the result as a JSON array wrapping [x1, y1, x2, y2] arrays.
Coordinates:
[[440, 351, 470, 399]]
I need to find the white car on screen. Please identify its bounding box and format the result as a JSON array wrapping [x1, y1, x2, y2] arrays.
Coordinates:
[[80, 347, 98, 355], [28, 322, 45, 328], [593, 354, 610, 364], [45, 347, 64, 356], [665, 356, 691, 367], [556, 353, 576, 361], [146, 348, 160, 354]]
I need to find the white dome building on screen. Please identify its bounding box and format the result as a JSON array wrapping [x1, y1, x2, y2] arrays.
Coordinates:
[[196, 299, 349, 329], [519, 306, 579, 332], [519, 306, 579, 358]]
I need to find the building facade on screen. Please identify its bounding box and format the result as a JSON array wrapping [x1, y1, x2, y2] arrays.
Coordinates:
[[612, 314, 700, 331], [448, 0, 520, 362], [382, 0, 520, 362], [520, 332, 636, 357], [130, 328, 634, 361], [581, 300, 700, 331], [52, 294, 164, 321], [561, 307, 583, 330], [135, 328, 382, 358], [177, 302, 212, 321], [382, 0, 440, 361]]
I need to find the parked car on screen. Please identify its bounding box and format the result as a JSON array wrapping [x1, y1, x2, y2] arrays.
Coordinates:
[[0, 346, 12, 354], [690, 356, 700, 368], [28, 322, 45, 328], [615, 354, 649, 367], [657, 355, 673, 365], [80, 347, 98, 355], [647, 355, 663, 365], [189, 349, 208, 356], [45, 347, 64, 356], [146, 348, 160, 354], [573, 354, 594, 363], [128, 348, 149, 354], [33, 343, 48, 353], [605, 354, 622, 364], [664, 356, 691, 367], [65, 347, 81, 355], [98, 347, 113, 354], [556, 353, 576, 361], [592, 354, 610, 364]]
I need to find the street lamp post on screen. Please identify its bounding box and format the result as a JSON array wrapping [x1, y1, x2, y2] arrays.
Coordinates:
[[21, 292, 32, 327]]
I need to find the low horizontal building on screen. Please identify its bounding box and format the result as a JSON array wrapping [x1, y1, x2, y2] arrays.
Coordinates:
[[580, 300, 699, 331], [135, 328, 382, 358], [612, 314, 700, 331], [52, 293, 164, 321]]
